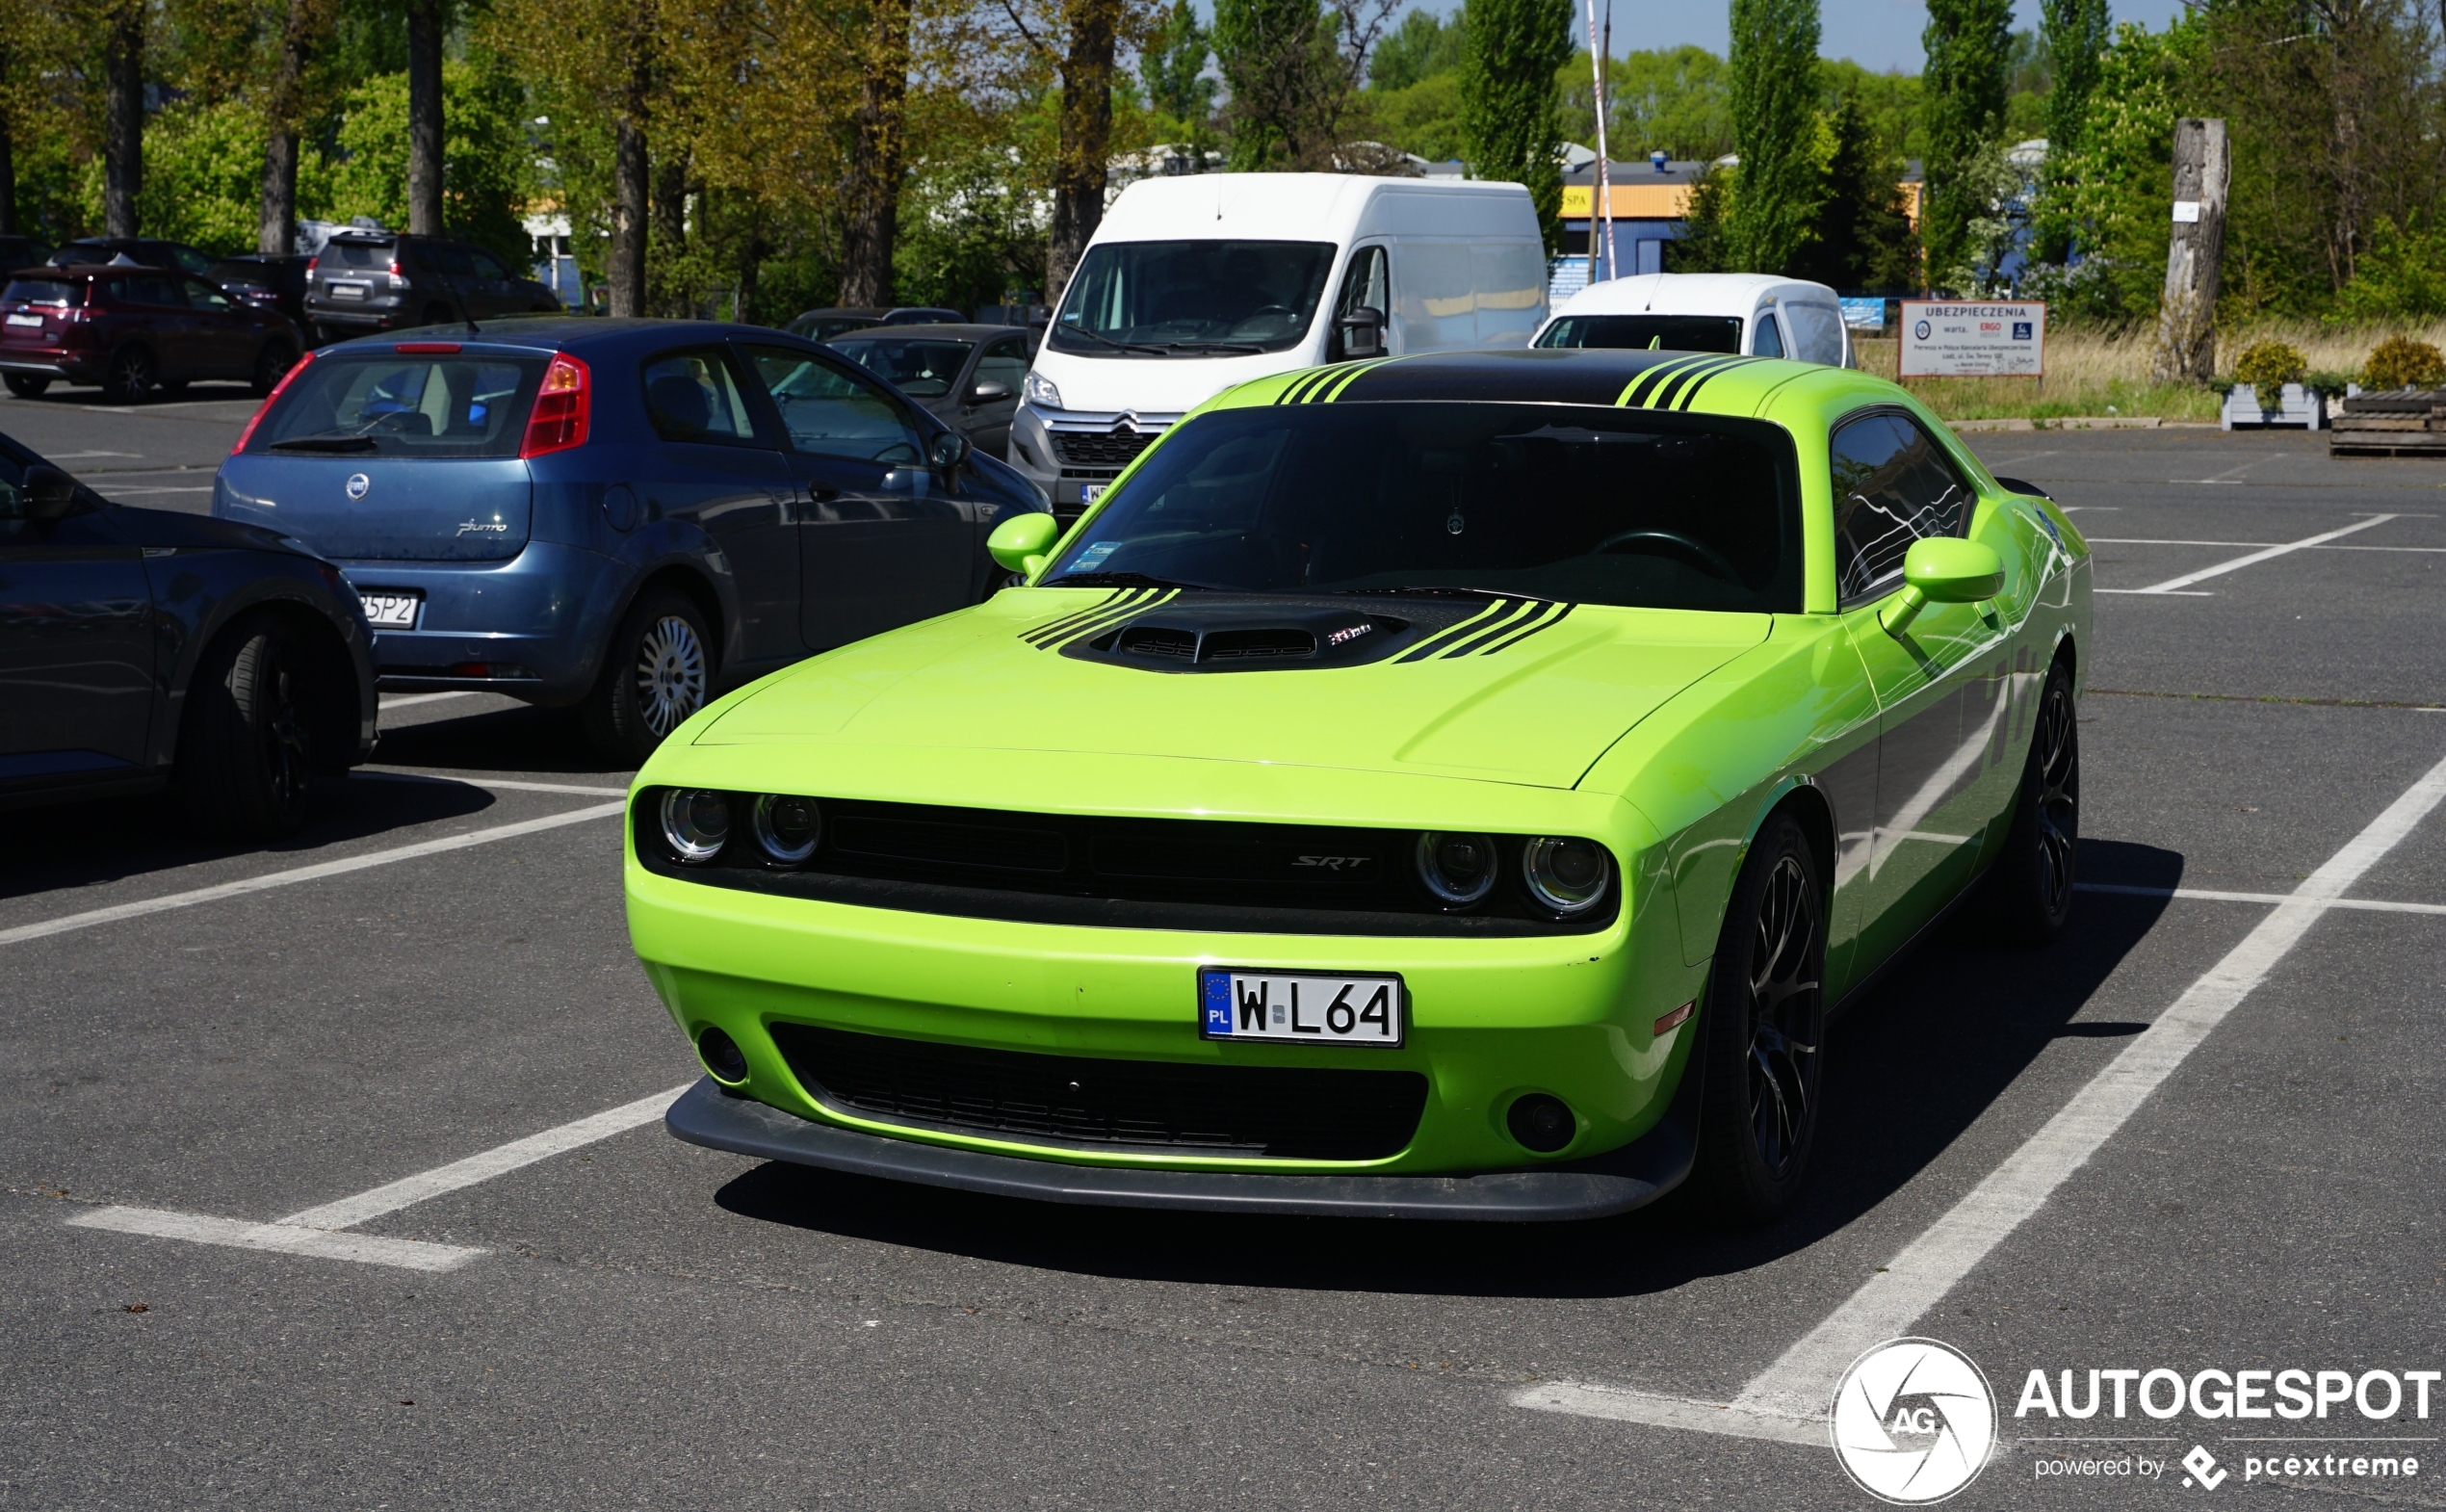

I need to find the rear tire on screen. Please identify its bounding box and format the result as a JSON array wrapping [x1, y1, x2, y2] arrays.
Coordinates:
[[3, 374, 50, 399], [251, 338, 299, 396], [173, 613, 321, 839], [102, 346, 156, 404], [582, 589, 713, 767], [1691, 812, 1828, 1226], [1987, 658, 2081, 946]]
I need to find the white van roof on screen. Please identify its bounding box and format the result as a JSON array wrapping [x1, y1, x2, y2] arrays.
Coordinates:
[[1093, 173, 1540, 246], [1552, 272, 1839, 316]]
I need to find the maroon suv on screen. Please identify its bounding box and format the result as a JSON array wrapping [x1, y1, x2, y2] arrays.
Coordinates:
[[1, 264, 304, 404]]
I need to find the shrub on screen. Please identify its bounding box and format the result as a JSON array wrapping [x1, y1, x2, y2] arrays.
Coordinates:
[[2233, 339, 2307, 409], [2362, 334, 2446, 392]]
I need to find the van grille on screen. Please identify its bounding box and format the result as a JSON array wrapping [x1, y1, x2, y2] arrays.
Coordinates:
[[1050, 429, 1159, 468]]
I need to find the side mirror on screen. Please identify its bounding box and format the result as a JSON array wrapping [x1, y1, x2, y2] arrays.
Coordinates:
[[928, 430, 971, 470], [23, 465, 79, 523], [1883, 537, 2005, 636], [987, 511, 1060, 576], [1334, 305, 1387, 360], [969, 378, 1013, 404]]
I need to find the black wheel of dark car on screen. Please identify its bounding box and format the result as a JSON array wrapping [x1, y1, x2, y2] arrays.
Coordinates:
[[1988, 657, 2081, 946], [1692, 811, 1827, 1225], [251, 338, 299, 396], [173, 613, 320, 838], [3, 374, 50, 399], [583, 589, 713, 766], [102, 346, 156, 404]]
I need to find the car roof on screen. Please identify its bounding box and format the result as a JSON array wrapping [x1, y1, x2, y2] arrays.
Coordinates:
[[1550, 273, 1840, 320], [308, 317, 839, 358], [1212, 346, 1886, 419], [827, 323, 1024, 342]]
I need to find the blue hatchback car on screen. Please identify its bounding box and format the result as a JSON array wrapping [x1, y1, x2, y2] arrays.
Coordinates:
[[214, 318, 1049, 763]]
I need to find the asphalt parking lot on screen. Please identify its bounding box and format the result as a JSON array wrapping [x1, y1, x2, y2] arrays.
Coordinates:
[[4, 388, 2442, 1509]]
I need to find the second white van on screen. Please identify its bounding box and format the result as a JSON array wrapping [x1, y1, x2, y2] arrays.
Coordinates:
[[1531, 273, 1855, 367]]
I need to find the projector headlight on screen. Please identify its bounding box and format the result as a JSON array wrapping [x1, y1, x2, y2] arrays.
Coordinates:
[[659, 789, 731, 864], [1522, 836, 1612, 916]]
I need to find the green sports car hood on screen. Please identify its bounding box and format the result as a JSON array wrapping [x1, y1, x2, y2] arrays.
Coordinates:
[[698, 588, 1770, 790]]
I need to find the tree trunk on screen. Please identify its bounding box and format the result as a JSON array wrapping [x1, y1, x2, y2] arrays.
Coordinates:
[[103, 1, 143, 239], [0, 75, 14, 238], [1046, 0, 1120, 301], [838, 0, 912, 308], [2152, 117, 2228, 384], [259, 0, 322, 255], [406, 0, 445, 236], [608, 116, 648, 317]]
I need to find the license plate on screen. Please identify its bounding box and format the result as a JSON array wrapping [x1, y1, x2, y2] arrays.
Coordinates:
[[329, 283, 368, 300], [1199, 968, 1404, 1047], [357, 590, 422, 629], [5, 312, 41, 327], [1080, 483, 1106, 507]]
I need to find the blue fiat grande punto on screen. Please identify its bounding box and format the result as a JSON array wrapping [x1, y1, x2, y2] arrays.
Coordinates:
[[215, 318, 1049, 763]]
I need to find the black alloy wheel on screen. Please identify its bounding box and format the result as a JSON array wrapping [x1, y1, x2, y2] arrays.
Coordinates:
[[251, 338, 299, 396], [102, 345, 156, 404], [1693, 812, 1828, 1224], [3, 374, 50, 399], [174, 613, 320, 838], [1990, 658, 2081, 945]]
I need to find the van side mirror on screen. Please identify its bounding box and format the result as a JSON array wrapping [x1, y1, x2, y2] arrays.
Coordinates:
[[23, 465, 80, 523], [1335, 306, 1386, 360], [988, 511, 1060, 575]]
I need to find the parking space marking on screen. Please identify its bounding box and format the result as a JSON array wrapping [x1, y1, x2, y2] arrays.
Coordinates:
[[2077, 881, 2446, 916], [359, 769, 629, 797], [65, 1206, 485, 1272], [0, 801, 625, 949], [1522, 744, 2446, 1437], [2110, 514, 2399, 595], [1513, 1382, 1824, 1446], [2089, 537, 2446, 554], [377, 691, 475, 710]]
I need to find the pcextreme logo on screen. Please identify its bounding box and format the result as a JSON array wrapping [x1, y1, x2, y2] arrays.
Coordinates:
[[1831, 1338, 1999, 1504]]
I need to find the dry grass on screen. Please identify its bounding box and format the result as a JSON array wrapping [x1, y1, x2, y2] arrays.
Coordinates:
[[1853, 320, 2446, 422]]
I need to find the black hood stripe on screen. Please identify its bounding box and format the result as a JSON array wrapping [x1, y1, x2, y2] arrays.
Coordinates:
[[1025, 588, 1172, 647], [1038, 589, 1181, 649], [1023, 588, 1134, 645], [1392, 598, 1532, 662], [1471, 600, 1576, 655], [1440, 599, 1561, 657]]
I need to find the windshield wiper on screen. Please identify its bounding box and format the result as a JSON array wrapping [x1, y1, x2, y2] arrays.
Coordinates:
[[1054, 324, 1168, 357], [1158, 341, 1265, 354], [1042, 570, 1212, 590], [268, 435, 380, 454]]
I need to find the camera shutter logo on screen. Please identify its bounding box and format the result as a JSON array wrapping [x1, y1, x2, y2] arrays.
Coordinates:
[[345, 472, 371, 501], [1829, 1337, 1998, 1503]]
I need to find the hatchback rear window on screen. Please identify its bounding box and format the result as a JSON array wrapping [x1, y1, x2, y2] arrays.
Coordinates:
[[1536, 315, 1745, 353], [325, 241, 393, 269], [3, 279, 83, 307], [247, 352, 550, 457]]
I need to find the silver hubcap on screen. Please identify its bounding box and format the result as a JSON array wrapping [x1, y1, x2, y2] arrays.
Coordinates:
[[634, 615, 707, 737]]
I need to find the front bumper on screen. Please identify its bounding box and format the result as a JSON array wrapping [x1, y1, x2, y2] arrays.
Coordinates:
[[667, 1076, 1697, 1220]]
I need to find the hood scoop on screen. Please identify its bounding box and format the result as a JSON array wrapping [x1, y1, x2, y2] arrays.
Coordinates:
[[1071, 601, 1416, 673]]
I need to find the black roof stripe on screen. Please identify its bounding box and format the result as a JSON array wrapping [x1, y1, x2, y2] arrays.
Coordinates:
[[1331, 349, 1703, 407], [1618, 352, 1718, 408], [1652, 355, 1751, 410]]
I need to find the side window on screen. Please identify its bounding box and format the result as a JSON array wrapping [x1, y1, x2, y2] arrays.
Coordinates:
[[184, 276, 233, 311], [1785, 302, 1845, 365], [1751, 311, 1785, 358], [1830, 413, 1974, 605], [435, 245, 479, 279], [173, 246, 216, 274], [119, 275, 184, 307], [469, 249, 510, 280], [739, 344, 925, 465], [641, 350, 763, 445], [1330, 245, 1389, 359], [974, 336, 1029, 394]]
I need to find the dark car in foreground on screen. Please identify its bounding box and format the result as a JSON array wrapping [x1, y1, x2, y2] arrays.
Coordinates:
[[826, 323, 1034, 456], [1, 265, 305, 402], [213, 318, 1050, 765], [302, 231, 559, 343], [1, 429, 374, 835]]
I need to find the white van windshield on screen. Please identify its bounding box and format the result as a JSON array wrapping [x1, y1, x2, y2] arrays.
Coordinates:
[[1049, 240, 1335, 358]]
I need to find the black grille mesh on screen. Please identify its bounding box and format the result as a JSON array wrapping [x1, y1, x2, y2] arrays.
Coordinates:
[[1051, 428, 1160, 467]]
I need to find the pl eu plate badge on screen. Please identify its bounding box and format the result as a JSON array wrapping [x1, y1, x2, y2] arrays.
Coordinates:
[[1198, 968, 1404, 1047]]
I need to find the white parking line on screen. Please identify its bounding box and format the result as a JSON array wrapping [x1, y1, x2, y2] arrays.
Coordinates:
[[358, 769, 630, 797], [0, 801, 624, 949], [1521, 744, 2446, 1436], [2076, 881, 2446, 916], [2108, 515, 2398, 595], [2089, 537, 2446, 554], [65, 1207, 484, 1272], [377, 691, 474, 710]]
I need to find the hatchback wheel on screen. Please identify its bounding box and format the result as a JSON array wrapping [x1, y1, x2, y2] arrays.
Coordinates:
[[174, 613, 321, 838], [584, 590, 713, 767], [102, 346, 156, 404], [251, 338, 299, 396], [1988, 658, 2081, 945], [3, 374, 49, 400]]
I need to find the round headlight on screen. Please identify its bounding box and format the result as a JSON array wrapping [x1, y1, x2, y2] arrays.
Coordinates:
[[1522, 836, 1612, 916], [752, 793, 822, 865], [1415, 831, 1496, 906], [659, 788, 731, 864]]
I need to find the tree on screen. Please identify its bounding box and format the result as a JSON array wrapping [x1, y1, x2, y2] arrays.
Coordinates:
[[261, 0, 336, 254], [1214, 0, 1395, 169], [102, 0, 144, 237], [405, 0, 446, 235], [840, 0, 913, 305], [1460, 0, 1573, 248], [2034, 0, 2106, 261], [1369, 8, 1463, 91], [1001, 0, 1149, 307], [1140, 0, 1215, 122], [1920, 0, 2014, 288], [1793, 93, 1918, 290], [1724, 0, 1819, 273]]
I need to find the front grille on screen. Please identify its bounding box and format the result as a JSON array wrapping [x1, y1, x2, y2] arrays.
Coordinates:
[[769, 1023, 1427, 1159], [1051, 428, 1159, 467]]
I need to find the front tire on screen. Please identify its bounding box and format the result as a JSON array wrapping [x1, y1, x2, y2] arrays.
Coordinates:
[[1988, 658, 2080, 946], [582, 589, 713, 767], [103, 346, 156, 404], [174, 613, 320, 838], [1692, 812, 1828, 1225], [3, 374, 50, 399]]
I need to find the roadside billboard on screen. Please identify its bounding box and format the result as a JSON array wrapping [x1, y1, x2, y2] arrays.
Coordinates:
[[1900, 300, 2047, 378]]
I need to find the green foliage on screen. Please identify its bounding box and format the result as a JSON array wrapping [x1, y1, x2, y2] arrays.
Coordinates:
[[325, 60, 533, 265], [1141, 0, 1217, 124], [1212, 0, 1341, 169], [2026, 19, 2191, 321], [2361, 334, 2446, 390], [1919, 0, 2013, 286], [1362, 71, 1469, 162], [895, 132, 1053, 316], [1370, 9, 1466, 92], [1817, 59, 1921, 164], [2034, 0, 2108, 261], [1460, 0, 1573, 249], [1790, 93, 1917, 292], [2330, 219, 2446, 325], [1666, 162, 1730, 272], [1591, 47, 1730, 160], [2233, 338, 2306, 408], [1723, 0, 1820, 274], [97, 99, 321, 254]]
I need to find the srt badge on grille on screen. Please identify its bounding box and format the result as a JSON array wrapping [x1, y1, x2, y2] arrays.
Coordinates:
[[1293, 855, 1368, 870]]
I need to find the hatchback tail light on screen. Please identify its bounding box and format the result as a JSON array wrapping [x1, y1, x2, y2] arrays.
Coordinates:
[[230, 349, 317, 456], [520, 353, 590, 457]]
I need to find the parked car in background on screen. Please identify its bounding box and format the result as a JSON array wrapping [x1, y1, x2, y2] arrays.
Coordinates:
[[1532, 273, 1855, 367], [1, 264, 305, 402], [210, 254, 317, 335], [783, 306, 967, 342], [48, 237, 225, 280], [826, 324, 1035, 456], [302, 231, 560, 343], [0, 236, 56, 273], [0, 427, 374, 836], [213, 319, 1051, 765]]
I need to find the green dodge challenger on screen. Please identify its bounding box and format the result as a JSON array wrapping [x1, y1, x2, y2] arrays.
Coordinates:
[[626, 348, 2091, 1223]]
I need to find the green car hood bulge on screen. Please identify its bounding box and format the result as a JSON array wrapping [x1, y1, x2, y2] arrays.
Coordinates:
[[699, 590, 1771, 789]]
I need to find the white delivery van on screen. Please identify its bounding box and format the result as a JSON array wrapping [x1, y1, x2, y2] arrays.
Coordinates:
[[1531, 273, 1854, 367], [1010, 172, 1548, 519]]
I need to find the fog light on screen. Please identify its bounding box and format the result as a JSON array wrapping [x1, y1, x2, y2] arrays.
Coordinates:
[[696, 1026, 748, 1083], [1508, 1093, 1575, 1153], [659, 788, 730, 864], [1522, 836, 1612, 916], [1415, 831, 1496, 906], [751, 793, 821, 865]]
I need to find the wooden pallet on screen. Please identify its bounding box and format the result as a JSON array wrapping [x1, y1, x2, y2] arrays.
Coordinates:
[[2331, 390, 2446, 456]]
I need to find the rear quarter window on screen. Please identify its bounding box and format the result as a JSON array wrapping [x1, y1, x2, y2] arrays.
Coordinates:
[[247, 353, 549, 458]]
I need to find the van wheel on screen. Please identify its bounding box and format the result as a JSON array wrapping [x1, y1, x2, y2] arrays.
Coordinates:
[[583, 590, 712, 767], [4, 374, 50, 399], [174, 613, 319, 838], [251, 338, 299, 396], [102, 346, 156, 404]]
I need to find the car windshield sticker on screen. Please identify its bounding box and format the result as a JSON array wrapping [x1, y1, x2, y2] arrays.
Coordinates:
[[1072, 541, 1121, 572]]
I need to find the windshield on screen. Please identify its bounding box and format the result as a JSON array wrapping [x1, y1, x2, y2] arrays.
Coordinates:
[[248, 353, 549, 457], [1536, 315, 1744, 352], [829, 336, 973, 398], [1049, 240, 1335, 357], [1042, 402, 1800, 613]]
